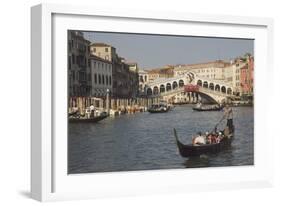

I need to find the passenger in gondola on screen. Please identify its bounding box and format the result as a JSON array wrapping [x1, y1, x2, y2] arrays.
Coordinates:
[[207, 134, 211, 144], [223, 104, 233, 133], [216, 132, 224, 143], [192, 132, 206, 146]]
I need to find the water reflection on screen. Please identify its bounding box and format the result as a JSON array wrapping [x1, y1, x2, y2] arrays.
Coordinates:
[[68, 105, 254, 174]]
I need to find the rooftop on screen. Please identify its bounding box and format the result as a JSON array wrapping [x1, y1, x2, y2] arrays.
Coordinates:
[[89, 42, 114, 48], [174, 60, 231, 70]]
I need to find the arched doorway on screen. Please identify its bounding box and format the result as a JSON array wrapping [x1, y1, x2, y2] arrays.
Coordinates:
[[203, 81, 208, 88], [197, 80, 202, 87], [160, 84, 165, 93], [153, 86, 159, 95], [221, 86, 226, 93], [147, 88, 152, 96], [179, 79, 184, 87], [172, 81, 178, 89], [215, 84, 220, 92], [209, 83, 214, 90], [166, 83, 172, 91]]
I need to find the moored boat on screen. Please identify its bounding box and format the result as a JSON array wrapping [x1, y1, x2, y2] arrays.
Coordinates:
[[192, 104, 223, 111], [148, 103, 170, 113], [173, 128, 234, 157], [69, 113, 108, 123]]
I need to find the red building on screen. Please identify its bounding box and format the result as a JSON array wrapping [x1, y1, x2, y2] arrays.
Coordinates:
[[240, 55, 254, 98]]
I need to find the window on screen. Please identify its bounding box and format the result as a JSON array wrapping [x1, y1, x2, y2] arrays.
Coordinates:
[[94, 74, 97, 84], [98, 74, 101, 84], [68, 56, 71, 70], [106, 75, 108, 85], [105, 48, 108, 52], [72, 54, 75, 64], [93, 48, 96, 52], [109, 76, 112, 85], [72, 71, 75, 81], [102, 75, 105, 84]]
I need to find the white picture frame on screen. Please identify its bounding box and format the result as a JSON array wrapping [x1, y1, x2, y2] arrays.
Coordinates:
[[31, 3, 274, 202]]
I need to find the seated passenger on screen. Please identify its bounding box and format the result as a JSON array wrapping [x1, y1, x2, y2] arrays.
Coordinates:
[[210, 134, 217, 144], [193, 132, 206, 146], [217, 132, 224, 142]]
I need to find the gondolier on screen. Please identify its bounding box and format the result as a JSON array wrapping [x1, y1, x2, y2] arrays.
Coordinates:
[[223, 104, 233, 133], [89, 104, 95, 118]]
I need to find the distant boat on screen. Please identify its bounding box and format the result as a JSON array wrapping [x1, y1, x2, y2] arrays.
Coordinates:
[[148, 104, 169, 113], [173, 128, 234, 157], [192, 104, 223, 111], [69, 113, 108, 123]]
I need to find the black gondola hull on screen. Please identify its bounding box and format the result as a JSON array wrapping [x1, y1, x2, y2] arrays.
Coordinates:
[[147, 109, 168, 113], [69, 115, 108, 123], [192, 106, 223, 112], [173, 129, 233, 157]]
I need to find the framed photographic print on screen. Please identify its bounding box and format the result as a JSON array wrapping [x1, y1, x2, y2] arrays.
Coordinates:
[[31, 3, 274, 201]]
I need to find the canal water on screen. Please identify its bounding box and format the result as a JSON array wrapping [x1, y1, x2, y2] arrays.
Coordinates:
[[68, 105, 254, 174]]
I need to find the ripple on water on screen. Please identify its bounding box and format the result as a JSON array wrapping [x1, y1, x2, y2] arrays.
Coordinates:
[[68, 105, 254, 174]]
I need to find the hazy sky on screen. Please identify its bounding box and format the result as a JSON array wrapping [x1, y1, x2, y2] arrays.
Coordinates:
[[83, 31, 253, 69]]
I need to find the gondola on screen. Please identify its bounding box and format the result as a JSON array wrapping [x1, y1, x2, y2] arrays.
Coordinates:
[[173, 128, 234, 157], [147, 104, 169, 113], [192, 105, 223, 111], [69, 114, 108, 123]]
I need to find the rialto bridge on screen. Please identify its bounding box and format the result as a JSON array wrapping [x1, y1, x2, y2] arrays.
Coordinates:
[[144, 73, 236, 103]]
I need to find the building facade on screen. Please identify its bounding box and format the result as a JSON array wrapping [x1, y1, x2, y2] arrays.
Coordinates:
[[89, 43, 118, 62], [240, 54, 254, 97], [138, 69, 149, 94], [89, 55, 113, 97], [68, 31, 91, 97], [146, 66, 174, 82], [126, 62, 139, 98], [89, 43, 139, 98], [174, 60, 231, 80]]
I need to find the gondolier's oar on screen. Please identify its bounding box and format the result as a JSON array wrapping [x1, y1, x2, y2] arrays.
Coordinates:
[[211, 116, 225, 133], [173, 128, 180, 142]]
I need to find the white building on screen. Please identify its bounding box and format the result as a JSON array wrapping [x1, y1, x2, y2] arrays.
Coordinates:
[[89, 55, 113, 97], [138, 69, 149, 94], [174, 61, 231, 80]]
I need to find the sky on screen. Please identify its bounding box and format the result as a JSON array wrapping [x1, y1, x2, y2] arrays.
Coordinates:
[[83, 31, 254, 69]]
